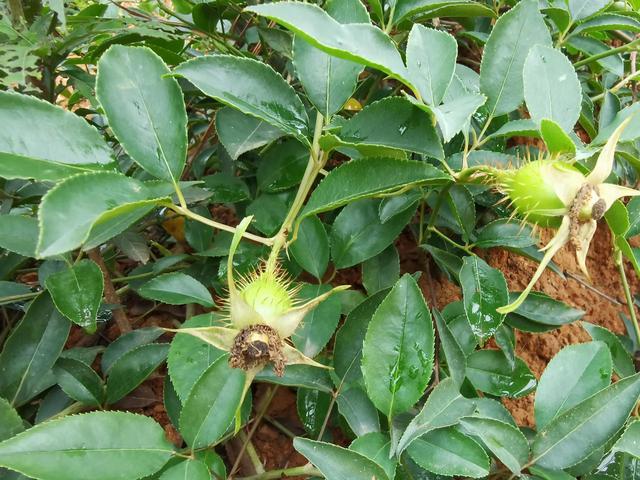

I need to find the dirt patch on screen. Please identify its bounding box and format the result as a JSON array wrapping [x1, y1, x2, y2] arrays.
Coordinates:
[[419, 224, 639, 427]]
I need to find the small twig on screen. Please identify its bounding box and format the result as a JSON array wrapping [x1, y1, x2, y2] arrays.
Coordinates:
[[564, 270, 622, 306], [617, 251, 640, 348], [229, 387, 279, 479], [263, 415, 297, 439], [182, 115, 217, 180], [88, 248, 131, 333], [236, 464, 321, 480]]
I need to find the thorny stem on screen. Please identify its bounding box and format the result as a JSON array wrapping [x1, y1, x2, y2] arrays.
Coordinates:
[[616, 251, 640, 350], [236, 464, 321, 480]]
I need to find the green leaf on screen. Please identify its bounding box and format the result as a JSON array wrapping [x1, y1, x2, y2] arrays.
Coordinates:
[[433, 309, 466, 387], [114, 232, 150, 264], [255, 364, 333, 392], [37, 172, 160, 258], [337, 386, 380, 437], [509, 291, 584, 326], [474, 397, 517, 426], [294, 437, 389, 480], [329, 97, 444, 159], [0, 292, 70, 407], [397, 377, 476, 454], [532, 372, 640, 469], [480, 0, 552, 116], [362, 274, 434, 418], [0, 399, 23, 442], [529, 465, 577, 480], [460, 256, 509, 342], [566, 36, 624, 78], [292, 0, 369, 117], [96, 45, 187, 182], [0, 91, 113, 181], [167, 314, 225, 402], [350, 432, 395, 480], [495, 324, 516, 370], [301, 158, 450, 219], [202, 173, 250, 203], [535, 342, 612, 430], [393, 0, 496, 26], [45, 259, 103, 332], [613, 419, 640, 458], [362, 245, 400, 295], [174, 55, 309, 143], [475, 219, 537, 249], [53, 357, 105, 406], [581, 322, 635, 378], [101, 327, 163, 374], [297, 388, 332, 437], [379, 190, 422, 223], [488, 118, 540, 140], [434, 184, 476, 242], [245, 2, 415, 92], [406, 25, 457, 106], [106, 343, 169, 404], [292, 283, 342, 357], [466, 349, 537, 397], [430, 94, 487, 143], [180, 355, 246, 448], [523, 45, 581, 132], [159, 459, 210, 480], [567, 0, 607, 22], [606, 200, 630, 237], [216, 107, 285, 160], [331, 198, 416, 268], [422, 244, 463, 282], [256, 139, 308, 193], [571, 13, 640, 36], [540, 119, 576, 155], [460, 417, 529, 474], [407, 426, 489, 478], [290, 215, 329, 279], [138, 272, 214, 307], [0, 411, 174, 480], [333, 290, 387, 385], [0, 215, 37, 258]]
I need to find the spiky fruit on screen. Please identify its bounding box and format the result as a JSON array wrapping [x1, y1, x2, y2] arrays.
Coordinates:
[[494, 118, 640, 314], [497, 160, 583, 227], [231, 268, 297, 334]]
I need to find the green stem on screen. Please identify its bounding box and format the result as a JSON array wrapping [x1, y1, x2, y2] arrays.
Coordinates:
[[0, 291, 39, 306], [163, 203, 273, 246], [469, 115, 494, 153], [49, 401, 86, 420], [574, 38, 640, 69], [266, 111, 326, 271], [428, 227, 475, 255], [422, 184, 452, 243], [7, 0, 24, 26], [591, 70, 640, 102], [236, 464, 321, 480], [617, 251, 640, 350], [384, 3, 397, 34]]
